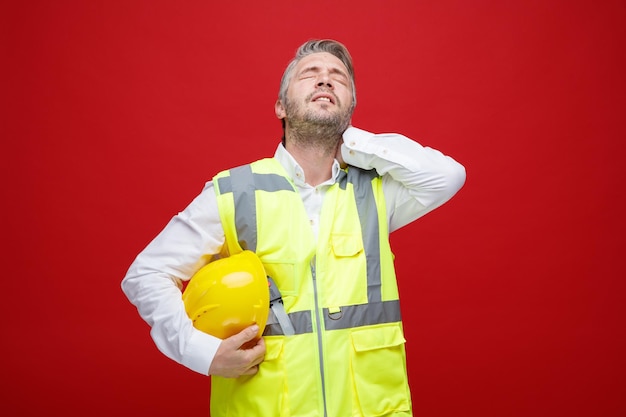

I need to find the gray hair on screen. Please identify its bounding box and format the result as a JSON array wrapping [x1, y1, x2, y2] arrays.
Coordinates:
[[278, 39, 357, 109]]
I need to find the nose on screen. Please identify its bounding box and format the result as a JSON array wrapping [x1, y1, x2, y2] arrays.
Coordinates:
[[316, 72, 333, 89]]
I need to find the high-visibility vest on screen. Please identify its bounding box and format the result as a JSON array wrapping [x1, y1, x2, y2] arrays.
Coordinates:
[[211, 158, 412, 417]]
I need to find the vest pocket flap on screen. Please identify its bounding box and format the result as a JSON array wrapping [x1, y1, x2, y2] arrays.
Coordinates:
[[331, 233, 363, 257], [351, 324, 406, 352]]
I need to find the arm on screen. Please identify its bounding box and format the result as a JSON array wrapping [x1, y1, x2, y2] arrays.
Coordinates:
[[121, 182, 265, 376], [340, 126, 466, 232]]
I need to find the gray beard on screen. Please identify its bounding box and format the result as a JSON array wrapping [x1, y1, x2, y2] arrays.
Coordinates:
[[284, 101, 352, 156]]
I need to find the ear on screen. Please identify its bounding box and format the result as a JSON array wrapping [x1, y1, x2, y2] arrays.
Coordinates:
[[275, 99, 286, 119]]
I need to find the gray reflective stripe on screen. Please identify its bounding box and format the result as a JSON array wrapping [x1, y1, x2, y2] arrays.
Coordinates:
[[217, 164, 294, 252], [264, 301, 401, 335], [348, 168, 382, 303], [323, 300, 401, 331], [254, 173, 294, 192], [263, 310, 313, 336], [217, 171, 293, 194]]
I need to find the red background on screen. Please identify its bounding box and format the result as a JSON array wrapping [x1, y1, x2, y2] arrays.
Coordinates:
[[3, 1, 625, 416]]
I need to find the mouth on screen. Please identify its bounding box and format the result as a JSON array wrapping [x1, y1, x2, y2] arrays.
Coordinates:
[[310, 93, 336, 105]]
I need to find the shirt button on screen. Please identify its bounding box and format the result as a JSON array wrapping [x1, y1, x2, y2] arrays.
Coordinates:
[[349, 141, 356, 146]]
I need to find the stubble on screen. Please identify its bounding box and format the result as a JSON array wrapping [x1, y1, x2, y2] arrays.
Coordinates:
[[284, 92, 352, 156]]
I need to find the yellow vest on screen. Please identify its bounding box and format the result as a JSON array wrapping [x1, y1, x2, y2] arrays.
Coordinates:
[[211, 158, 412, 417]]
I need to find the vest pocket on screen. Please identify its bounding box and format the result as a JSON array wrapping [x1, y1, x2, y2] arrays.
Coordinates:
[[211, 337, 287, 417], [350, 324, 411, 415]]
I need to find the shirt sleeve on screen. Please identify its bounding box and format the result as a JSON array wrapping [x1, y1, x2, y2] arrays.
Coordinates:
[[341, 126, 466, 232], [121, 181, 226, 375]]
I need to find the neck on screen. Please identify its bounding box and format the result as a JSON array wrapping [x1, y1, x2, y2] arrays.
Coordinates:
[[285, 132, 340, 187]]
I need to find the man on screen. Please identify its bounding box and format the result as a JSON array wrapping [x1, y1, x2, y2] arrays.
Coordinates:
[[122, 39, 466, 416]]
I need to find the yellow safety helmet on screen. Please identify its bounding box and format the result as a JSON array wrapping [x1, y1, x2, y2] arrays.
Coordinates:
[[182, 250, 269, 343]]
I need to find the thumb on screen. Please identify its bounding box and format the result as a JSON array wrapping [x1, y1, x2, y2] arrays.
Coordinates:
[[230, 325, 260, 349]]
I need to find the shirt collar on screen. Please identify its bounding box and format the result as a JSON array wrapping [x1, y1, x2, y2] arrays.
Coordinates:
[[274, 143, 342, 187]]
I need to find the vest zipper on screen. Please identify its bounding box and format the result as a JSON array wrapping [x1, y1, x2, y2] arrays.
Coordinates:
[[310, 256, 328, 417]]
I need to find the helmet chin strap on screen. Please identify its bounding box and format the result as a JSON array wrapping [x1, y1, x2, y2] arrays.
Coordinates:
[[268, 276, 296, 336]]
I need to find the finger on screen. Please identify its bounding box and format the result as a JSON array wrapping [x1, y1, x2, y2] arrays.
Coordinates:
[[228, 325, 260, 349], [249, 335, 265, 351], [241, 365, 259, 376], [243, 339, 265, 362], [244, 340, 266, 362], [248, 354, 265, 367]]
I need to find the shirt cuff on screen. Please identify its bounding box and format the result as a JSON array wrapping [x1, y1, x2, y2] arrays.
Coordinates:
[[180, 328, 222, 375], [343, 126, 375, 146], [341, 126, 379, 168]]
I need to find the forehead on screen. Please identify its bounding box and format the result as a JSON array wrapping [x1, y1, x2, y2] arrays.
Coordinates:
[[294, 52, 349, 75]]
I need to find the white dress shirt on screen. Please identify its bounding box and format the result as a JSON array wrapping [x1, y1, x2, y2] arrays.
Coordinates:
[[121, 126, 466, 375]]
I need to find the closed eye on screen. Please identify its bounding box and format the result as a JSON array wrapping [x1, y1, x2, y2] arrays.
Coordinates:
[[298, 68, 318, 80], [297, 66, 349, 85], [332, 73, 349, 86]]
